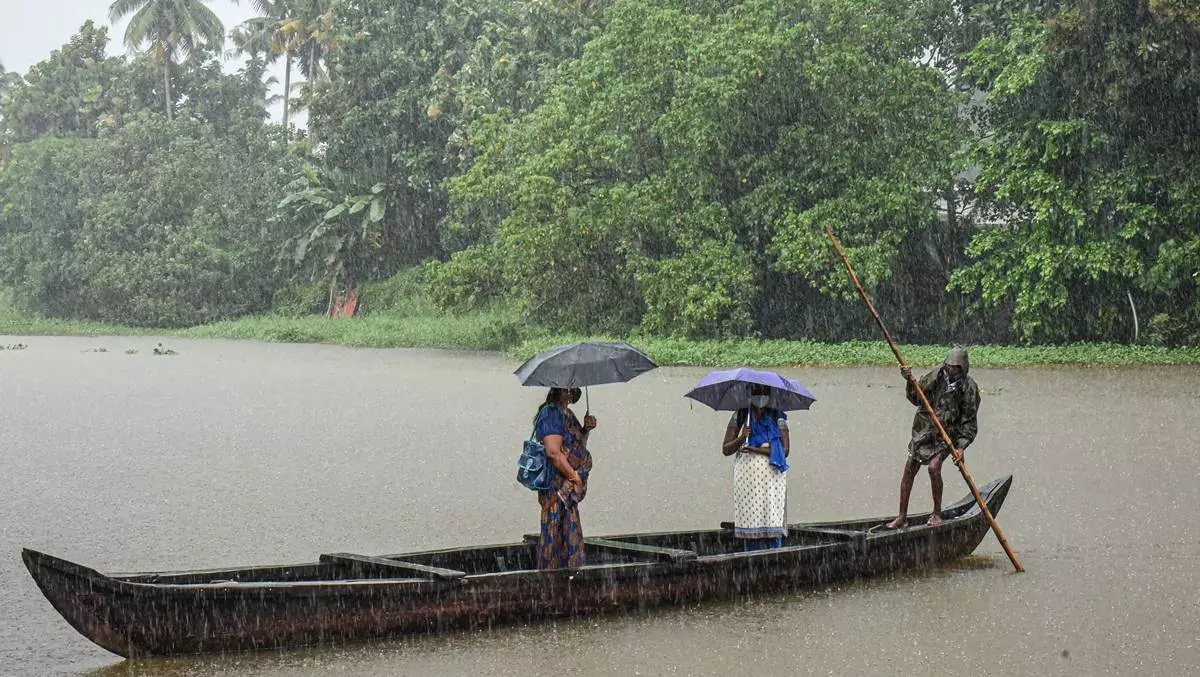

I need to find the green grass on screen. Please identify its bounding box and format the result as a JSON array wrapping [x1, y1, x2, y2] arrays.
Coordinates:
[[0, 301, 157, 337], [4, 281, 1199, 366], [512, 336, 1200, 367], [178, 307, 531, 352]]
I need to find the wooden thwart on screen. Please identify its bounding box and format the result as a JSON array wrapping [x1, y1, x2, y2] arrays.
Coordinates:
[[319, 553, 466, 580], [789, 527, 863, 541], [583, 537, 697, 562]]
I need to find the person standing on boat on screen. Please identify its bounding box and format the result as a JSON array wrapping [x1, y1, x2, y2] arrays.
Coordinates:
[[533, 387, 597, 569], [886, 347, 981, 529], [721, 384, 790, 550]]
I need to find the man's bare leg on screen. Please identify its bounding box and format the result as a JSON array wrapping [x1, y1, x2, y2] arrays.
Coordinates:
[[927, 453, 945, 527], [886, 457, 921, 529]]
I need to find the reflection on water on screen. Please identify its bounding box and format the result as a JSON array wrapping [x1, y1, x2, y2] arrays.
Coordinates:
[[3, 336, 1199, 676]]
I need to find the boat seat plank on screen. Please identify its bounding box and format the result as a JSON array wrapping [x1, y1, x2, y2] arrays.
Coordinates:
[[583, 537, 697, 562], [721, 522, 861, 541], [319, 553, 466, 580], [788, 527, 864, 540]]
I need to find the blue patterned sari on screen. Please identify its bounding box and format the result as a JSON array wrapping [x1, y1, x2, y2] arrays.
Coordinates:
[[533, 404, 593, 569]]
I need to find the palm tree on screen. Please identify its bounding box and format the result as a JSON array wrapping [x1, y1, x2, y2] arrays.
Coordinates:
[[281, 0, 335, 91], [277, 0, 335, 143], [239, 0, 334, 137], [228, 19, 281, 111], [108, 0, 226, 120]]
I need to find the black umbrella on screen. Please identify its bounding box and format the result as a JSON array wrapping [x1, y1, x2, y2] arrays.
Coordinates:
[[513, 341, 658, 413]]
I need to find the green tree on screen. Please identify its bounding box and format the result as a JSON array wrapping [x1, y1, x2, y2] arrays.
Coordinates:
[[276, 164, 385, 304], [0, 60, 17, 163], [0, 59, 19, 116], [949, 0, 1200, 344], [305, 0, 498, 270], [0, 116, 296, 326], [438, 0, 968, 338], [228, 19, 282, 113], [108, 0, 226, 121], [0, 22, 152, 142]]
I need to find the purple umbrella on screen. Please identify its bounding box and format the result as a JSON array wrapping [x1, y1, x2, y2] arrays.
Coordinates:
[[684, 367, 816, 412]]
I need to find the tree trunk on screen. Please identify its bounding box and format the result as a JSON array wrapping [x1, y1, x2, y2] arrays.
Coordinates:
[[326, 274, 337, 317], [282, 55, 292, 140], [307, 55, 318, 146], [163, 52, 173, 121]]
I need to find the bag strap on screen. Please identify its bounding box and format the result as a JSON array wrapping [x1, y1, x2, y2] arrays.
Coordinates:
[[530, 403, 555, 442]]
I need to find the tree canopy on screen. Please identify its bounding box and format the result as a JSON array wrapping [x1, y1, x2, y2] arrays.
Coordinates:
[[1, 0, 1196, 345]]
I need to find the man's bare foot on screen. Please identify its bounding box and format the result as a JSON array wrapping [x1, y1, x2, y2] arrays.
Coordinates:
[[926, 513, 944, 527], [885, 516, 907, 529]]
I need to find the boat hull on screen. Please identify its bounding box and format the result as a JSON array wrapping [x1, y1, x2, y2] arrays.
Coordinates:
[[23, 475, 1012, 658]]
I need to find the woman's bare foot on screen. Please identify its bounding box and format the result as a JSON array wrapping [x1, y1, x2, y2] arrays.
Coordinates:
[[926, 513, 944, 527], [885, 516, 907, 529]]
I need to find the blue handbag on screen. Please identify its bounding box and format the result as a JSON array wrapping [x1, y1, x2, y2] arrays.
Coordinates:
[[516, 420, 555, 491]]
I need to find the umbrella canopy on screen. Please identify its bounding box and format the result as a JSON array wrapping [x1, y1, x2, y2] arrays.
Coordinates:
[[514, 341, 658, 388], [684, 367, 816, 412]]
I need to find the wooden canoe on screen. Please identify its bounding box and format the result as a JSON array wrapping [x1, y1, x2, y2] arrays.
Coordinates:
[[23, 475, 1013, 658]]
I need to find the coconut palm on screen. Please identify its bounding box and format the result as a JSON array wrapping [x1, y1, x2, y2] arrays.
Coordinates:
[[108, 0, 226, 120], [238, 0, 334, 136], [228, 19, 282, 111], [281, 0, 335, 90]]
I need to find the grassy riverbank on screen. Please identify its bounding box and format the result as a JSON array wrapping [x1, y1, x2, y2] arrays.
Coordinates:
[[3, 287, 1199, 367], [4, 310, 1200, 367]]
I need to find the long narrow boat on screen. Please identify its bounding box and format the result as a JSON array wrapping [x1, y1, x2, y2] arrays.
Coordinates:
[[24, 475, 1013, 658]]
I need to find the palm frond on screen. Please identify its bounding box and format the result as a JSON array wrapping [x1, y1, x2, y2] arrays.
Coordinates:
[[107, 0, 149, 23], [231, 0, 279, 16], [122, 6, 163, 53], [188, 2, 227, 46], [173, 0, 226, 57]]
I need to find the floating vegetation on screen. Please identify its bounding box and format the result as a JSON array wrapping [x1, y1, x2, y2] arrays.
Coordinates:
[[85, 347, 108, 353], [0, 343, 28, 351], [125, 348, 138, 355], [152, 343, 177, 356]]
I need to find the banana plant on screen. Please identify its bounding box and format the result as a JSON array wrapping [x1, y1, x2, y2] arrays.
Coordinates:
[[277, 163, 386, 306]]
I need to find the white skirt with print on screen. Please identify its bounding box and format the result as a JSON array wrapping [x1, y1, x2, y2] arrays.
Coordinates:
[[733, 450, 787, 539]]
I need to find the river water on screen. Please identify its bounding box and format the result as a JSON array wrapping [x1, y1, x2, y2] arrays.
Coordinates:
[[1, 336, 1197, 676]]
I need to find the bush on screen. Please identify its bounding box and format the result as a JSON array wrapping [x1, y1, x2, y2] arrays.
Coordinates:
[[272, 281, 328, 317], [425, 245, 507, 313], [358, 267, 432, 316]]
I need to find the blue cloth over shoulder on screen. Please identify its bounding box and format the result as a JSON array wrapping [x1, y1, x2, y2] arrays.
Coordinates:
[[744, 408, 788, 472]]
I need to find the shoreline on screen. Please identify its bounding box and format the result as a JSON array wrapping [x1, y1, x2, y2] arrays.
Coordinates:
[[3, 314, 1199, 367]]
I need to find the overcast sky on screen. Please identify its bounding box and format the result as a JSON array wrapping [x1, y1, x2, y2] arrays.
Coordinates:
[[1, 0, 294, 123]]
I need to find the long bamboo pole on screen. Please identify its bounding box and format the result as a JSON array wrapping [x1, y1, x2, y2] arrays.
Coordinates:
[[824, 225, 1024, 573]]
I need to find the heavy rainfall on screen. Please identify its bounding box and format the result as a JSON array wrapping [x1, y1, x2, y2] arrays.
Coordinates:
[[1, 0, 1199, 676]]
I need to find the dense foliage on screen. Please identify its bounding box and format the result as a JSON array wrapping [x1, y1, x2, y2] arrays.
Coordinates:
[[0, 22, 296, 327], [1, 0, 1196, 344]]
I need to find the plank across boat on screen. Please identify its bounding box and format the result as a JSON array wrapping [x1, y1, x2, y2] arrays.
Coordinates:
[[22, 475, 1013, 658]]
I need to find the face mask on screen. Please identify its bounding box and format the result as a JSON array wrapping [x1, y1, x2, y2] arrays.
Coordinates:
[[750, 395, 770, 408]]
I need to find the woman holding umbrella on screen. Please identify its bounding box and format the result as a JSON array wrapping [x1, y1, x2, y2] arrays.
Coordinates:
[[686, 369, 814, 552], [515, 341, 658, 570], [532, 387, 596, 568], [721, 384, 791, 550]]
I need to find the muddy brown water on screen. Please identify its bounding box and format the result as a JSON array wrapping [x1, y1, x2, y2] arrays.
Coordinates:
[[1, 336, 1198, 676]]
